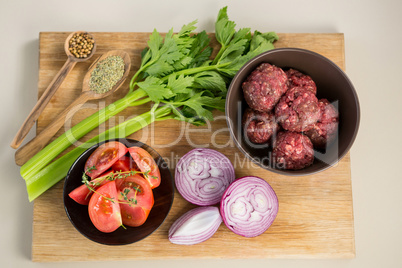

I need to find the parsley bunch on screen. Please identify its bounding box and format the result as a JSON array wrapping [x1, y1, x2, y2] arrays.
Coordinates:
[[21, 6, 278, 201]]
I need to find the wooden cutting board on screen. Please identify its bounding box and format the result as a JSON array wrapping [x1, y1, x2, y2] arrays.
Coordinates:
[[30, 32, 355, 262]]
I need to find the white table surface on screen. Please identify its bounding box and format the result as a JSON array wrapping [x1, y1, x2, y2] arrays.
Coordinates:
[[1, 0, 401, 267]]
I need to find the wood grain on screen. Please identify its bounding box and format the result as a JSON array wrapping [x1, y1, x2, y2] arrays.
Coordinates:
[[31, 32, 355, 262]]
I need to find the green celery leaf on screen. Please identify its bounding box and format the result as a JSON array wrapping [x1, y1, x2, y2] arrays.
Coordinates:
[[232, 28, 252, 44], [217, 38, 248, 64], [250, 31, 279, 51], [167, 74, 195, 95], [145, 61, 175, 77], [192, 71, 228, 95], [145, 29, 185, 77], [251, 31, 279, 50], [191, 47, 213, 68], [215, 6, 236, 47], [188, 31, 212, 67], [137, 76, 174, 102], [172, 55, 193, 71], [177, 20, 198, 37], [170, 106, 206, 126], [145, 21, 204, 76], [147, 29, 163, 60], [215, 28, 251, 65], [158, 30, 183, 65], [181, 92, 225, 121], [218, 31, 278, 77]]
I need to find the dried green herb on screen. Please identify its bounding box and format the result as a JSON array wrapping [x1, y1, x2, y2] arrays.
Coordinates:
[[89, 55, 124, 94]]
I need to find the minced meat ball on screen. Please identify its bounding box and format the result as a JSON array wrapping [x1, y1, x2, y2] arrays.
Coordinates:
[[272, 131, 314, 170], [242, 63, 288, 112], [285, 68, 317, 94], [242, 108, 279, 144], [275, 87, 321, 132], [305, 99, 339, 148]]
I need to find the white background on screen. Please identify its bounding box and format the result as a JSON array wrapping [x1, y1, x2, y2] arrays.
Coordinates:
[[1, 0, 401, 267]]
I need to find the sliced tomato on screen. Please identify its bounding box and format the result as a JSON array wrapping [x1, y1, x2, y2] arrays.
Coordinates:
[[85, 141, 128, 179], [88, 180, 122, 233], [116, 175, 154, 227], [128, 147, 161, 189], [111, 155, 139, 172], [68, 170, 113, 205]]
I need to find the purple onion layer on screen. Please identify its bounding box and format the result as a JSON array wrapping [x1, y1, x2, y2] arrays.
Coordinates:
[[168, 206, 222, 245], [220, 176, 279, 238], [175, 148, 235, 206]]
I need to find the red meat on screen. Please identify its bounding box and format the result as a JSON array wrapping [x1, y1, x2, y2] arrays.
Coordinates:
[[305, 99, 339, 148], [275, 87, 320, 132], [242, 108, 279, 144], [242, 63, 288, 112], [285, 68, 317, 94], [273, 131, 314, 170]]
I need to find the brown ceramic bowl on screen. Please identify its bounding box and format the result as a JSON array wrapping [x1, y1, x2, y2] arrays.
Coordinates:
[[226, 48, 360, 176], [63, 138, 174, 245]]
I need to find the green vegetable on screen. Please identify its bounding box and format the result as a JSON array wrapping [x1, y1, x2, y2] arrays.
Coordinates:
[[21, 7, 278, 201]]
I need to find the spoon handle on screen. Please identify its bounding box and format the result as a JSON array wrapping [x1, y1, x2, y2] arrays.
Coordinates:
[[10, 58, 77, 149], [14, 92, 92, 166]]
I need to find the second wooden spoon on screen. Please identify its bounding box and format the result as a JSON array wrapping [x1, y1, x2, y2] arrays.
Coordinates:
[[15, 50, 131, 166]]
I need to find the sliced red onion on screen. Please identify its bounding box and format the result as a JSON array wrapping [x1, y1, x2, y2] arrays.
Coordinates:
[[175, 148, 235, 206], [168, 206, 222, 245], [220, 176, 278, 238]]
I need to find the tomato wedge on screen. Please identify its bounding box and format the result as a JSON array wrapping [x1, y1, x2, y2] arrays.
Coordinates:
[[128, 147, 161, 189], [68, 170, 113, 205], [85, 141, 128, 179], [88, 180, 122, 233], [116, 175, 154, 227], [111, 155, 138, 172]]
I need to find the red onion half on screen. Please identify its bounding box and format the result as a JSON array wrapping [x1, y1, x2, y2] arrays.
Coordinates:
[[220, 176, 278, 237], [168, 206, 222, 245], [175, 148, 235, 206]]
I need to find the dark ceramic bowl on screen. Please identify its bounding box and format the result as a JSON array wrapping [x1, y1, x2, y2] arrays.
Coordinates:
[[63, 138, 174, 245], [226, 48, 360, 176]]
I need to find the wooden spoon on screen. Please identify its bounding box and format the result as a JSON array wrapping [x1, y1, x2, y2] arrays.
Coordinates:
[[10, 31, 96, 149], [14, 50, 131, 166]]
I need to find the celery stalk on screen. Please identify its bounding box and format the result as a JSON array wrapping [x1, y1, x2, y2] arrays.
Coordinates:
[[25, 105, 171, 201], [21, 89, 148, 180]]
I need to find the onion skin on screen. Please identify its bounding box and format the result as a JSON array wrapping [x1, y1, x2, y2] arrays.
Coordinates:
[[175, 148, 235, 206], [168, 206, 222, 245], [220, 176, 278, 238]]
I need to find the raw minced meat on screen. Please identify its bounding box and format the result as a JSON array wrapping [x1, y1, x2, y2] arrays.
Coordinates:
[[242, 108, 279, 144], [305, 99, 339, 148], [285, 68, 317, 94], [275, 87, 320, 132], [242, 63, 288, 112], [272, 131, 314, 170]]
